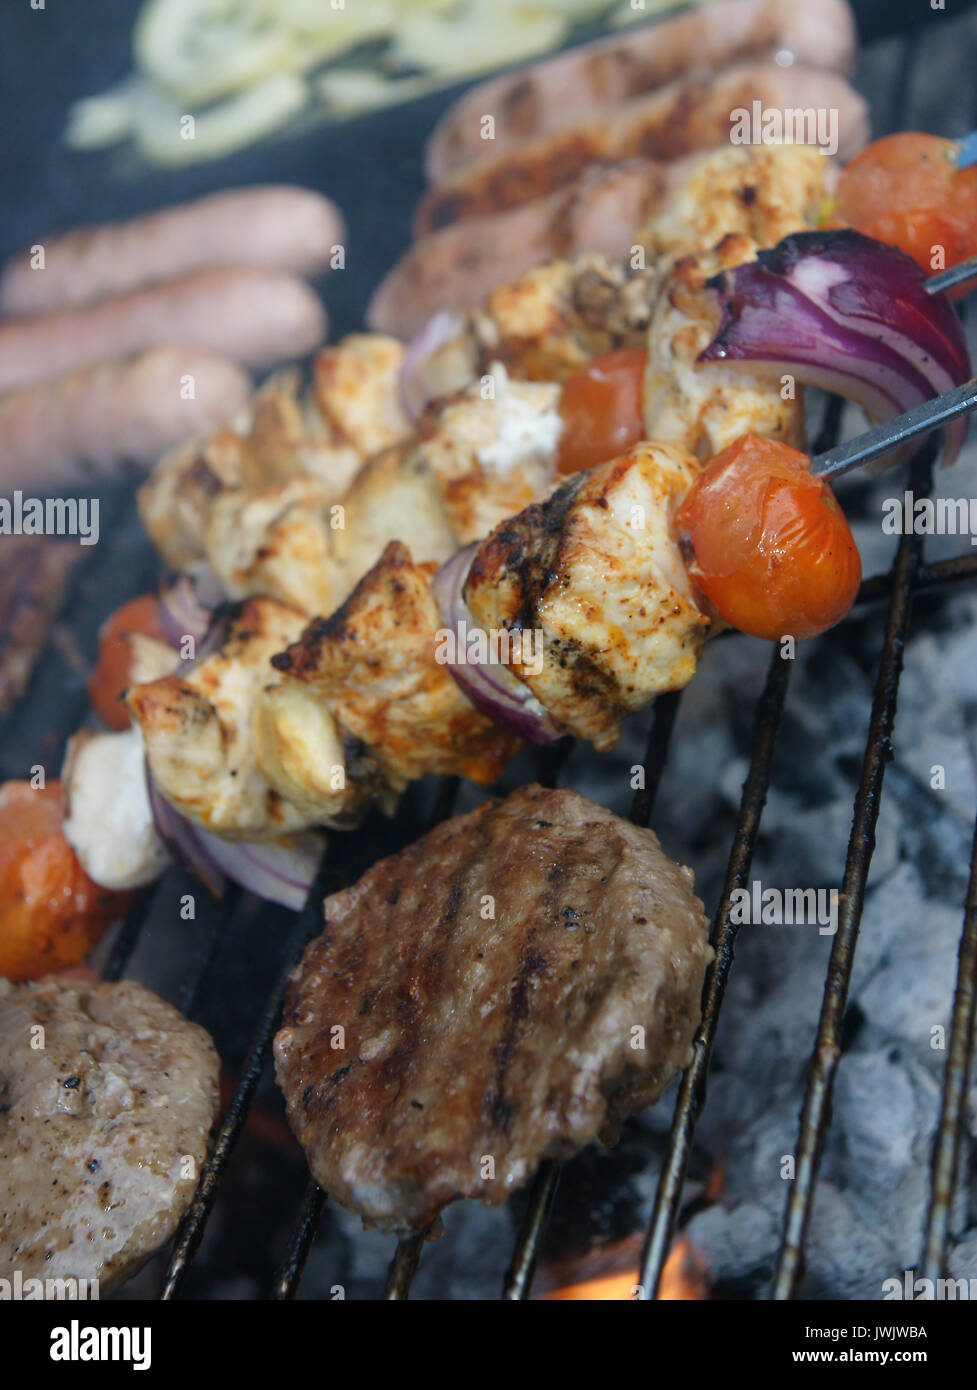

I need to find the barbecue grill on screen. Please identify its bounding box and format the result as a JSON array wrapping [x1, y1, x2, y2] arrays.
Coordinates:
[[2, 0, 976, 1302]]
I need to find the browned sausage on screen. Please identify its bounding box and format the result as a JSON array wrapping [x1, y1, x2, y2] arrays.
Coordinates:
[[0, 186, 345, 316], [425, 0, 856, 182], [0, 266, 327, 393], [416, 62, 869, 234], [369, 158, 696, 339], [0, 347, 252, 490]]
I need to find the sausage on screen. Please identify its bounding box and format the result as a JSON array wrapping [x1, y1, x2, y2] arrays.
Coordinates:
[[425, 0, 857, 182], [415, 63, 869, 234], [0, 185, 345, 315], [368, 158, 696, 339], [0, 265, 327, 393], [0, 346, 252, 490]]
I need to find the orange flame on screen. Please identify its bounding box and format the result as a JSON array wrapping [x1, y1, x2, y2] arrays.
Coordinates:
[[541, 1235, 710, 1301]]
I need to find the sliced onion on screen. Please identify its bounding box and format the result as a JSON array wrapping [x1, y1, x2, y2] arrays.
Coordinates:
[[146, 769, 227, 900], [431, 543, 565, 747], [700, 229, 972, 466], [399, 309, 474, 422], [146, 765, 324, 910], [157, 566, 223, 648], [187, 830, 324, 912]]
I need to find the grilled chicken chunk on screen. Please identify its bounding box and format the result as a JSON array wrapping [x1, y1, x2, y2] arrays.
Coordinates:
[[414, 364, 561, 544], [138, 335, 409, 571], [466, 255, 657, 385], [270, 541, 520, 793], [637, 143, 831, 263], [311, 333, 411, 461], [643, 232, 805, 459], [274, 784, 712, 1232], [126, 596, 327, 838], [203, 475, 342, 617], [0, 976, 219, 1290], [464, 441, 710, 751]]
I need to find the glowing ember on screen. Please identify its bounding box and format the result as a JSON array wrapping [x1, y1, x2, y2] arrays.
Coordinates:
[[541, 1236, 710, 1301]]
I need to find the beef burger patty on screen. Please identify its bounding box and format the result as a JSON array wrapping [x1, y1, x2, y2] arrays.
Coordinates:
[[0, 976, 220, 1290], [275, 784, 711, 1231]]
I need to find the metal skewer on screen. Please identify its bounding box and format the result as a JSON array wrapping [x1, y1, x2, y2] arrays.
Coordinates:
[[954, 128, 977, 170], [810, 378, 977, 481], [925, 253, 977, 295]]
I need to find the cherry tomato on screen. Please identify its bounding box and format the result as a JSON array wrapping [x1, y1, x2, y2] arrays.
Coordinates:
[[556, 348, 648, 474], [835, 133, 977, 293], [675, 434, 862, 642], [87, 594, 169, 730], [0, 780, 129, 981]]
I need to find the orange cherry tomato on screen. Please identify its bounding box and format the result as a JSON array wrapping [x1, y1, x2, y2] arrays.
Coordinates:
[[87, 594, 169, 730], [835, 133, 977, 294], [556, 348, 648, 474], [675, 434, 862, 642], [0, 780, 130, 981]]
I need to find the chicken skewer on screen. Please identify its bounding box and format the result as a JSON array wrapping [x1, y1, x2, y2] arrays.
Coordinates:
[[59, 142, 977, 897], [96, 362, 972, 905], [137, 144, 828, 620]]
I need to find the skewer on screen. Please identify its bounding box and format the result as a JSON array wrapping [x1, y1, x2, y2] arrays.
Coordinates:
[[924, 253, 977, 295], [954, 128, 977, 170], [810, 378, 977, 481]]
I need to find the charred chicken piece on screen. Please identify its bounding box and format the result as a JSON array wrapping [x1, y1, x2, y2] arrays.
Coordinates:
[[274, 784, 712, 1232], [126, 596, 352, 838], [464, 441, 710, 750], [270, 541, 520, 793]]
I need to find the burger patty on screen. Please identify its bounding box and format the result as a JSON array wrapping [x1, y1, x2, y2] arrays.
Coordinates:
[[0, 977, 220, 1291], [274, 784, 712, 1232]]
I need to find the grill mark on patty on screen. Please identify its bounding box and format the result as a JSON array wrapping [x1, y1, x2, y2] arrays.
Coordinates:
[[486, 937, 548, 1136]]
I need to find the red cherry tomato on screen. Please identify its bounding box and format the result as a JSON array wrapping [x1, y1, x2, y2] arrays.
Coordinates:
[[0, 780, 130, 981], [556, 348, 648, 474], [835, 133, 977, 295], [675, 434, 862, 642], [87, 594, 169, 730]]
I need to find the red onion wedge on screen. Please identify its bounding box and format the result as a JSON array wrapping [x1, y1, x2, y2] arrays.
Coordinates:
[[146, 769, 227, 900], [431, 543, 565, 747], [189, 830, 325, 912], [157, 566, 223, 649], [399, 309, 476, 422], [147, 767, 324, 910], [700, 229, 972, 467]]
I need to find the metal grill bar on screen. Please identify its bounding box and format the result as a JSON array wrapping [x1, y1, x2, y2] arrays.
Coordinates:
[[384, 1229, 429, 1298], [101, 886, 154, 983], [159, 857, 335, 1298], [638, 648, 792, 1297], [501, 689, 686, 1299], [920, 812, 977, 1284], [770, 447, 934, 1299], [271, 1180, 327, 1301]]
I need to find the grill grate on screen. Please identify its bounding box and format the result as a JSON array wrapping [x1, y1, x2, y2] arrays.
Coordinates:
[[6, 17, 977, 1303]]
